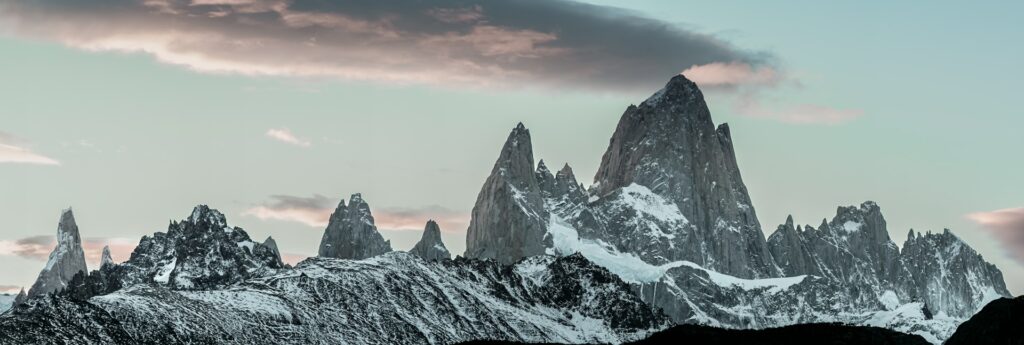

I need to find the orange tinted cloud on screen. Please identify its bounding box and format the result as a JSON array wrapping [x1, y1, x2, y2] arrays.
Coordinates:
[[968, 207, 1024, 264]]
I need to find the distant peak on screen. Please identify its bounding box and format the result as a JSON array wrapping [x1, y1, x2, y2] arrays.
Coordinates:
[[188, 204, 227, 227], [785, 215, 795, 227], [536, 159, 550, 173]]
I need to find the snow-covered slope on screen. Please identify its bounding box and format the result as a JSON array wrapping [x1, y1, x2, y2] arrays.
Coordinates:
[[0, 252, 666, 344]]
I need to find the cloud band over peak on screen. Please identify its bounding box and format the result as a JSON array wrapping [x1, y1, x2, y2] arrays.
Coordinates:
[[0, 0, 770, 92]]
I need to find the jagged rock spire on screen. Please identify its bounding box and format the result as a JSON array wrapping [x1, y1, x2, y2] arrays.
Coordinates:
[[465, 123, 549, 264], [26, 208, 88, 299], [263, 236, 284, 266], [767, 215, 821, 277], [111, 205, 285, 290], [410, 220, 451, 261], [318, 193, 392, 260], [589, 74, 779, 278], [100, 245, 113, 268], [12, 288, 27, 307], [901, 227, 1011, 318]]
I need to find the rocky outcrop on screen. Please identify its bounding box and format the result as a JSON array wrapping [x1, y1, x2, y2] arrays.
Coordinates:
[[99, 246, 113, 268], [465, 123, 550, 264], [901, 229, 1010, 318], [585, 75, 778, 278], [318, 193, 393, 260], [262, 236, 284, 267], [12, 288, 27, 307], [26, 209, 88, 299], [410, 220, 451, 261], [102, 205, 285, 290], [767, 201, 914, 300], [764, 202, 1010, 328]]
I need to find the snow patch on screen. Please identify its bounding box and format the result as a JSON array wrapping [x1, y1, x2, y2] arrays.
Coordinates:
[[546, 216, 683, 283], [154, 257, 176, 284], [678, 262, 806, 293], [842, 221, 863, 233], [879, 290, 900, 310]]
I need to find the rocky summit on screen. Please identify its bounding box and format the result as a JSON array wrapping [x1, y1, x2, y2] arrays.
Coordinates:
[[589, 75, 779, 279], [410, 220, 452, 261], [318, 193, 393, 260], [26, 209, 88, 300], [465, 123, 551, 264]]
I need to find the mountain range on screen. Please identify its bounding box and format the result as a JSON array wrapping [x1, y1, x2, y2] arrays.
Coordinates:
[[0, 74, 1013, 344]]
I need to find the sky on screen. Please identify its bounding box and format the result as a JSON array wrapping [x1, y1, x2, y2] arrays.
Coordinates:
[[0, 0, 1021, 295]]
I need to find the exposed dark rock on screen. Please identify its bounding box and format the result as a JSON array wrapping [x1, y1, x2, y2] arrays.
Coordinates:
[[317, 193, 393, 260], [26, 209, 88, 299], [409, 220, 451, 261], [465, 123, 550, 264], [588, 75, 779, 279]]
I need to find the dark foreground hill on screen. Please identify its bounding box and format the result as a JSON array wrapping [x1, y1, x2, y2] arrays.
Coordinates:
[[945, 296, 1024, 345]]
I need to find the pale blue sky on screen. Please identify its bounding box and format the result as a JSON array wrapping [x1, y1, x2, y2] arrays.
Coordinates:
[[0, 1, 1021, 295]]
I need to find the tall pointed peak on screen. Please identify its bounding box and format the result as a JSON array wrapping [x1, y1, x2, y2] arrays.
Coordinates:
[[536, 159, 550, 174], [56, 207, 82, 246], [100, 245, 113, 267], [492, 123, 537, 188], [411, 220, 450, 261], [785, 215, 795, 228], [557, 163, 574, 176], [907, 229, 916, 241], [423, 220, 442, 239]]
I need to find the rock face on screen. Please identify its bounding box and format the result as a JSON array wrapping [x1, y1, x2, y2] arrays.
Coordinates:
[[26, 209, 88, 299], [767, 202, 915, 306], [102, 205, 284, 290], [13, 288, 27, 307], [465, 123, 550, 264], [589, 75, 779, 279], [766, 202, 1010, 320], [410, 220, 451, 261], [318, 194, 393, 260], [0, 253, 667, 344], [99, 246, 113, 268], [262, 236, 284, 265], [901, 229, 1010, 318]]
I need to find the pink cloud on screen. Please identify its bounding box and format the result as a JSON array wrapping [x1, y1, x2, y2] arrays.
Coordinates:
[[682, 62, 779, 88], [0, 236, 136, 269], [734, 93, 864, 125], [265, 128, 312, 147], [243, 194, 469, 232], [968, 207, 1024, 264], [0, 132, 60, 165]]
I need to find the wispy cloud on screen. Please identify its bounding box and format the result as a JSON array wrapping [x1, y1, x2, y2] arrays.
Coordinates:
[[0, 0, 772, 92], [0, 285, 21, 294], [968, 207, 1024, 265], [244, 194, 468, 232], [265, 128, 312, 147], [0, 132, 59, 165], [682, 62, 780, 89], [0, 236, 136, 268], [734, 94, 864, 125], [243, 194, 334, 227]]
